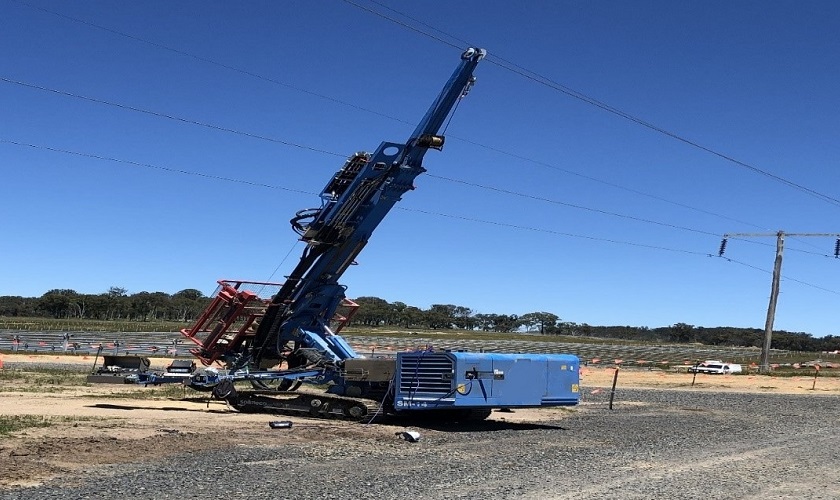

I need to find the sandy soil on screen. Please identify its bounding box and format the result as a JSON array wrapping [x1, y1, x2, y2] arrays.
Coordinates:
[[0, 353, 836, 489], [578, 365, 839, 395]]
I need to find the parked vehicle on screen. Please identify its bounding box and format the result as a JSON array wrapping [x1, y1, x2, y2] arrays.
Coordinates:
[[688, 360, 743, 374]]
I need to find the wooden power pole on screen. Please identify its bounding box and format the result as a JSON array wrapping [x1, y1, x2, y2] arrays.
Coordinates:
[[720, 231, 840, 373]]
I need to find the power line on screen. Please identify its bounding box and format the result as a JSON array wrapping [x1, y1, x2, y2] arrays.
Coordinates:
[[719, 256, 840, 296], [0, 77, 732, 240], [14, 0, 794, 235], [404, 206, 712, 256], [0, 112, 762, 256], [449, 134, 763, 229], [340, 0, 840, 209], [339, 0, 839, 257], [14, 0, 835, 261], [7, 137, 838, 295], [3, 72, 831, 258], [0, 77, 345, 158], [5, 4, 833, 257], [0, 139, 317, 196], [0, 137, 711, 256], [422, 174, 832, 258], [426, 173, 721, 237], [19, 0, 820, 254], [6, 69, 834, 259], [13, 0, 410, 126], [487, 58, 840, 208], [338, 0, 464, 51]]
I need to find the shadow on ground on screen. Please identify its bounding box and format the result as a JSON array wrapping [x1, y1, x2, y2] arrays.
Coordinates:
[[88, 403, 228, 414]]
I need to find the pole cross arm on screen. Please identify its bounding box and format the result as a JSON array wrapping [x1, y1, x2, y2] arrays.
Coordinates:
[[724, 232, 840, 238]]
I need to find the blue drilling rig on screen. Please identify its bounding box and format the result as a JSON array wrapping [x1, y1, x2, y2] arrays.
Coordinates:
[[170, 48, 579, 421]]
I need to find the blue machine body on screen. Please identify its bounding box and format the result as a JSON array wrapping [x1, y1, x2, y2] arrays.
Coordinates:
[[394, 351, 580, 411]]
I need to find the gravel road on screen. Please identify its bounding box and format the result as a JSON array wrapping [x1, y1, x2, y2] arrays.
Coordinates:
[[4, 388, 838, 500]]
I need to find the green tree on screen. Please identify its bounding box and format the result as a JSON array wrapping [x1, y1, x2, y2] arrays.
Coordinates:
[[452, 306, 475, 330], [493, 314, 521, 332], [0, 296, 38, 316], [38, 289, 77, 318], [172, 289, 206, 322], [520, 312, 559, 334], [473, 313, 493, 332], [399, 306, 423, 328], [670, 323, 695, 343], [352, 297, 392, 326], [146, 292, 171, 321], [106, 286, 129, 320], [84, 294, 111, 320], [555, 321, 577, 336], [424, 304, 457, 329], [129, 292, 154, 321]]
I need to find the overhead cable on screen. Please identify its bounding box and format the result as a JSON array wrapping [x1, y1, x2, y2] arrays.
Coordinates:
[[0, 138, 317, 195], [720, 256, 840, 296], [341, 0, 840, 209], [0, 138, 713, 256], [15, 0, 782, 233], [426, 173, 722, 237], [6, 137, 837, 294], [0, 76, 828, 258], [14, 0, 409, 125], [0, 77, 345, 158]]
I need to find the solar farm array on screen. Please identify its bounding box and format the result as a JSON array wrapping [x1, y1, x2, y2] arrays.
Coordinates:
[[0, 329, 770, 366]]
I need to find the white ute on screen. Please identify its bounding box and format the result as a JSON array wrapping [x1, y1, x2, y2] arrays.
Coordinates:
[[688, 360, 743, 374]]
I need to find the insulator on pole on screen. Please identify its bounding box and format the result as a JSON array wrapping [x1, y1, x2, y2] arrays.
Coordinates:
[[834, 238, 840, 258], [718, 238, 728, 257]]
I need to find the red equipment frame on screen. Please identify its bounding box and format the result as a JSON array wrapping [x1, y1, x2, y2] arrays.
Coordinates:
[[181, 279, 359, 365]]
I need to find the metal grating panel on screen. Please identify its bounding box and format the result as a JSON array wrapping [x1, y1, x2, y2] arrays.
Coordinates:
[[399, 353, 454, 395]]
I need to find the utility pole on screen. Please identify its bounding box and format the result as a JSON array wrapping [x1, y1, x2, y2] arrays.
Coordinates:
[[761, 232, 784, 373], [720, 231, 840, 373]]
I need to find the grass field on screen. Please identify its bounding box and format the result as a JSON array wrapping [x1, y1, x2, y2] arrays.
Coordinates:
[[0, 316, 639, 342], [0, 317, 187, 333]]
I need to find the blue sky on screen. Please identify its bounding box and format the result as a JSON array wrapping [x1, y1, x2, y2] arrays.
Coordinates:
[[2, 1, 839, 336]]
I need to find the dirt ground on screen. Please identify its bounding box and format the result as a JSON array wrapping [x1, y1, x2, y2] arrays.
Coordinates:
[[0, 353, 837, 489]]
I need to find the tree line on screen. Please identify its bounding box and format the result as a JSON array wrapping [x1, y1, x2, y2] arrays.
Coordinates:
[[0, 287, 211, 323], [346, 297, 840, 352], [1, 290, 838, 352]]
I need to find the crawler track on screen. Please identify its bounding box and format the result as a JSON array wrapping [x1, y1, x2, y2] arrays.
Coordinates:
[[212, 382, 382, 421]]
